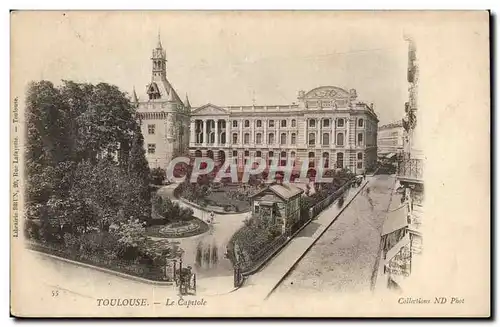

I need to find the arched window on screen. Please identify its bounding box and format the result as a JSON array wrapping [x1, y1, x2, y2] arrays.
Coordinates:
[[281, 120, 287, 127], [256, 151, 262, 157], [358, 118, 364, 127], [195, 150, 202, 157], [207, 150, 214, 159], [256, 120, 262, 128], [232, 133, 238, 144], [244, 120, 250, 128], [337, 133, 344, 146], [268, 133, 275, 144], [308, 151, 315, 158], [281, 151, 287, 158], [323, 152, 329, 168], [244, 133, 250, 144], [280, 133, 287, 145], [232, 120, 238, 128], [290, 151, 296, 157], [336, 152, 344, 168], [322, 133, 330, 145], [291, 119, 297, 127], [256, 133, 262, 144], [309, 132, 316, 145], [291, 133, 297, 145]]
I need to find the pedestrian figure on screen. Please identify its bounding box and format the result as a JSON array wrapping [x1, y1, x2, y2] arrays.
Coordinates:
[[210, 211, 215, 224]]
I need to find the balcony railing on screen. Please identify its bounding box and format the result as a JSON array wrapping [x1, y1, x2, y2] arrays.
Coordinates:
[[397, 158, 423, 182]]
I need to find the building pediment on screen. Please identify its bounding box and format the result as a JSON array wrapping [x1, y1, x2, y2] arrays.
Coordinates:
[[191, 103, 228, 116], [304, 86, 351, 99]]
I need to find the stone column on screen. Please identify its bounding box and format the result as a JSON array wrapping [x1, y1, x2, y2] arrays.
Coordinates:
[[316, 118, 321, 147], [239, 119, 243, 146], [190, 120, 196, 146], [226, 118, 231, 146], [214, 119, 219, 146], [202, 120, 207, 147], [330, 118, 334, 149], [263, 118, 268, 147], [333, 118, 337, 147], [304, 118, 308, 146], [251, 118, 255, 146]]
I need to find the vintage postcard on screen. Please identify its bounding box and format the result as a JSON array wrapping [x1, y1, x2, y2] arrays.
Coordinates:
[[10, 11, 490, 317]]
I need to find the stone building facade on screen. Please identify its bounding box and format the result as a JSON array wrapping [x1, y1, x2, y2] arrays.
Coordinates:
[[377, 121, 404, 156], [134, 36, 379, 174], [189, 86, 379, 175], [134, 35, 191, 169]]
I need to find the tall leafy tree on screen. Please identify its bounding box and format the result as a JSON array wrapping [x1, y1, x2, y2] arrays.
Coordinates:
[[128, 125, 152, 221], [24, 80, 153, 239]]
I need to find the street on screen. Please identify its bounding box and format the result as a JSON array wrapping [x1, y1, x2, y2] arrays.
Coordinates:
[[269, 173, 395, 298]]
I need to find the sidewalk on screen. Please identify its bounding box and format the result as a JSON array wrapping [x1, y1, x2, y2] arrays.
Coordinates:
[[235, 178, 371, 301], [372, 177, 401, 292]]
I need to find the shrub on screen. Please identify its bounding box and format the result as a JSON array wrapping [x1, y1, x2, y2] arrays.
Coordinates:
[[150, 168, 166, 185]]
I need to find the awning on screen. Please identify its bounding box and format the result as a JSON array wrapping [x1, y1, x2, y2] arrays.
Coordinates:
[[259, 201, 276, 206], [386, 153, 396, 159], [382, 205, 408, 236], [384, 233, 411, 262]]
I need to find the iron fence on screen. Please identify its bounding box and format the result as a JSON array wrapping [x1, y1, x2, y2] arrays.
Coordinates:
[[397, 158, 423, 181]]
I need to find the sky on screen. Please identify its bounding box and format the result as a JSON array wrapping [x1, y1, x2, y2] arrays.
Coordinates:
[[11, 11, 411, 125]]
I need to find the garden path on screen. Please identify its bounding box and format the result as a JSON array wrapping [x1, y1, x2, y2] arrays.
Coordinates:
[[157, 183, 248, 295]]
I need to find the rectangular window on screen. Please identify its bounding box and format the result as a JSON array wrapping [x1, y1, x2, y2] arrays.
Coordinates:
[[337, 119, 344, 128], [147, 144, 156, 154], [323, 120, 330, 128], [269, 120, 275, 128], [232, 121, 238, 128], [357, 162, 363, 169], [232, 150, 238, 157], [358, 133, 364, 146], [148, 124, 156, 134]]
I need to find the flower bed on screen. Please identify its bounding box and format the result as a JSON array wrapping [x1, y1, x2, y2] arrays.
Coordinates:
[[177, 183, 252, 213], [145, 218, 209, 238], [26, 240, 169, 282]]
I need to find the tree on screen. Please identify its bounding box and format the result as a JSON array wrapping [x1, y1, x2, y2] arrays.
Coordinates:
[[128, 126, 152, 221]]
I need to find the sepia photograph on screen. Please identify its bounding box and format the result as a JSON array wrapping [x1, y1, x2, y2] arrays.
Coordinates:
[[9, 10, 490, 317]]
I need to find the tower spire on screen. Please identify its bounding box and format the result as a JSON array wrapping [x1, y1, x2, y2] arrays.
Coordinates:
[[132, 86, 138, 103], [185, 93, 191, 109], [157, 29, 162, 49]]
